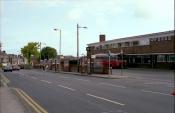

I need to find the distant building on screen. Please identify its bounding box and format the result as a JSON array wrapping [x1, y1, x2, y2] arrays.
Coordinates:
[[0, 51, 9, 64], [87, 30, 175, 69], [0, 51, 27, 65]]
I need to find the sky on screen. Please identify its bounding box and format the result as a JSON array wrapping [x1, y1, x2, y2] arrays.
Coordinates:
[[0, 0, 174, 56]]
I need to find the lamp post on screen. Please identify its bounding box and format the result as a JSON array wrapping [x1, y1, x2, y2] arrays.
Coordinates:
[[54, 28, 62, 72], [77, 23, 87, 72], [39, 42, 46, 63], [120, 49, 123, 76], [108, 50, 111, 75], [53, 28, 61, 55]]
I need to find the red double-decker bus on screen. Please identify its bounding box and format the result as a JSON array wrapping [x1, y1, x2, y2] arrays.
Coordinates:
[[92, 53, 127, 69]]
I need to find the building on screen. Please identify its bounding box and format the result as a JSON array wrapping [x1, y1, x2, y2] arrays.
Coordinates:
[[87, 30, 175, 69], [0, 51, 27, 65], [0, 51, 9, 64]]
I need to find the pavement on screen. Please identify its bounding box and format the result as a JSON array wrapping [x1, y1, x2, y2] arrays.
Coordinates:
[[0, 74, 36, 113], [0, 74, 25, 113], [0, 87, 27, 113], [45, 69, 128, 79]]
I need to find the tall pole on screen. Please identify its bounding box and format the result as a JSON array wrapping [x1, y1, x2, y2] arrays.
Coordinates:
[[108, 50, 111, 75], [54, 28, 62, 72], [59, 29, 61, 72], [39, 42, 41, 64], [77, 24, 79, 72], [59, 29, 61, 56], [121, 49, 123, 76], [76, 23, 87, 72]]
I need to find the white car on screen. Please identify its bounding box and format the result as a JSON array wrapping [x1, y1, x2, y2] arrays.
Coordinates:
[[3, 65, 13, 72]]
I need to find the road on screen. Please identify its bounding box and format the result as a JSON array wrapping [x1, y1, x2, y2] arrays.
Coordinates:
[[2, 69, 174, 113]]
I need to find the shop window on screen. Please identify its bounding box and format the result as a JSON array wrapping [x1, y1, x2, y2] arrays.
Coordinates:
[[118, 43, 121, 48], [125, 42, 130, 47], [149, 38, 152, 42], [167, 55, 175, 62], [143, 56, 151, 64], [102, 45, 106, 49], [160, 37, 164, 41], [133, 41, 139, 46], [153, 38, 157, 41], [167, 36, 171, 40], [157, 37, 161, 41], [135, 56, 142, 64], [109, 44, 113, 49], [99, 45, 102, 50], [157, 55, 166, 62], [114, 43, 118, 48], [105, 44, 109, 49], [164, 36, 168, 40]]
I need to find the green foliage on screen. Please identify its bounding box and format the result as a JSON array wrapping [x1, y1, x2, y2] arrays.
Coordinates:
[[21, 42, 39, 64], [41, 46, 57, 60]]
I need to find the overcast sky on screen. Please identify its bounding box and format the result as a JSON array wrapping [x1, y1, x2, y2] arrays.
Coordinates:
[[0, 0, 174, 56]]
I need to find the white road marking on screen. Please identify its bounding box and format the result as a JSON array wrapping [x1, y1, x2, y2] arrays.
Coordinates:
[[41, 80, 51, 84], [144, 82, 173, 85], [31, 77, 37, 80], [100, 82, 126, 88], [144, 82, 174, 88], [86, 93, 125, 106], [141, 89, 172, 96], [167, 85, 174, 88], [18, 73, 25, 76], [59, 76, 69, 79], [74, 78, 90, 82], [57, 85, 76, 91]]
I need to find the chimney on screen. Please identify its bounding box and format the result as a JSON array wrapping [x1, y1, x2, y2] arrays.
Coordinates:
[[99, 34, 105, 42]]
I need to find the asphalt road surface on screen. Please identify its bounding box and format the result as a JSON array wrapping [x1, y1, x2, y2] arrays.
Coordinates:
[[2, 69, 174, 113]]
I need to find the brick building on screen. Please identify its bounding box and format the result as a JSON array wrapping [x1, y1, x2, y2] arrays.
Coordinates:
[[87, 30, 175, 69]]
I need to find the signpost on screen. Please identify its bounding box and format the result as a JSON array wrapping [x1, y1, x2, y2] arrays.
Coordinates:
[[108, 50, 111, 75]]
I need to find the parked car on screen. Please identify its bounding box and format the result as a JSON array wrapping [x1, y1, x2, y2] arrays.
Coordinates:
[[3, 65, 13, 72], [12, 65, 20, 70]]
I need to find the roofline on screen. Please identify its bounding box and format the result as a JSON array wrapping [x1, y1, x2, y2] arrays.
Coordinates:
[[88, 30, 175, 46]]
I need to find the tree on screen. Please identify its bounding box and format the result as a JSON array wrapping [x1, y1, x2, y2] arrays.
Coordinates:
[[41, 46, 57, 60], [21, 42, 39, 64]]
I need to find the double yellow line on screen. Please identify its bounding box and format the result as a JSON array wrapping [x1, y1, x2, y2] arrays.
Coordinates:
[[1, 75, 10, 86], [14, 88, 48, 113]]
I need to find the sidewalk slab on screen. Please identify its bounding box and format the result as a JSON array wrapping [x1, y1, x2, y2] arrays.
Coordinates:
[[0, 87, 27, 113], [47, 70, 128, 79], [90, 74, 128, 79]]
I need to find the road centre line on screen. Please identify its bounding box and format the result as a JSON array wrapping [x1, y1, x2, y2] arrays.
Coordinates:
[[41, 80, 51, 84], [31, 77, 37, 80], [100, 82, 126, 88], [59, 76, 69, 79], [141, 89, 172, 96], [86, 93, 125, 106], [144, 82, 174, 88], [57, 84, 76, 91], [144, 82, 173, 85], [74, 78, 90, 82]]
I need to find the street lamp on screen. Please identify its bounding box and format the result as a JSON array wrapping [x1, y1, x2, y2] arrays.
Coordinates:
[[17, 51, 20, 65], [77, 23, 87, 72], [54, 28, 62, 72], [39, 42, 46, 63], [120, 49, 123, 76], [53, 28, 62, 55]]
